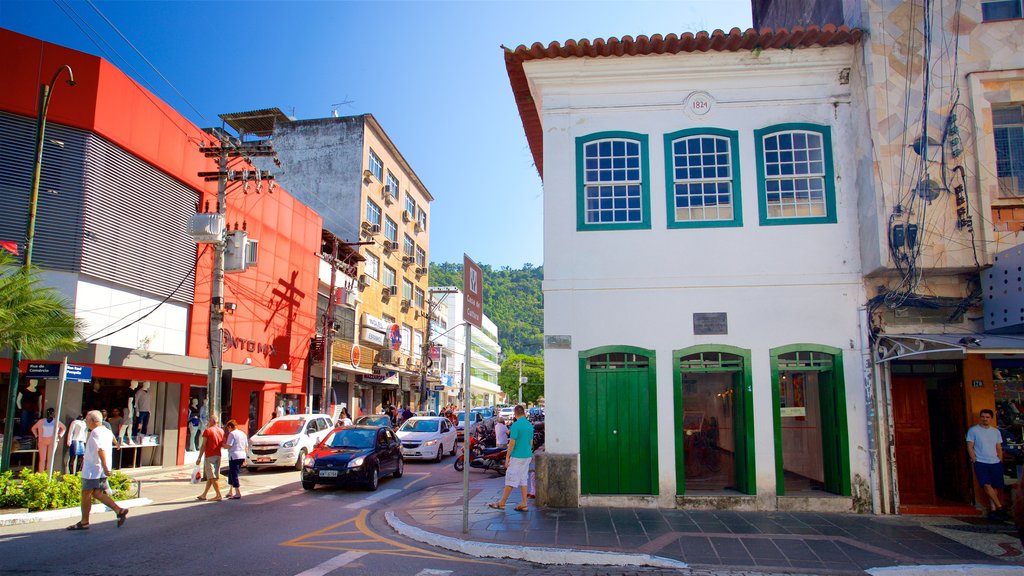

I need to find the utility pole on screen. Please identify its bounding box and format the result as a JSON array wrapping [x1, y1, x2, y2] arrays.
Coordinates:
[[322, 236, 337, 415], [517, 360, 524, 405], [197, 137, 276, 422]]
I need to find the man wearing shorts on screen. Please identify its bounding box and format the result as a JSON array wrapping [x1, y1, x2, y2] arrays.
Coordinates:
[[196, 414, 225, 501], [967, 408, 1007, 520], [488, 404, 534, 512], [67, 410, 128, 530]]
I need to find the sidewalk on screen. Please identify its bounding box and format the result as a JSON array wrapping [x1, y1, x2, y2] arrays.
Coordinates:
[[387, 476, 1024, 575]]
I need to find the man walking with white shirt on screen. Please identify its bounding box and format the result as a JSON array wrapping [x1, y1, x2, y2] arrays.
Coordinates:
[[967, 408, 1008, 520], [67, 410, 129, 530]]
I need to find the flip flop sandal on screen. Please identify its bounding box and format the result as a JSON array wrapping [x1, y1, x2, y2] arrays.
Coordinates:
[[116, 509, 129, 527], [487, 502, 505, 510], [66, 522, 89, 531], [514, 505, 529, 512], [196, 496, 207, 501]]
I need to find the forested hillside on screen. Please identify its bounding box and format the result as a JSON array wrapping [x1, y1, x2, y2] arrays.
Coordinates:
[[429, 262, 543, 358]]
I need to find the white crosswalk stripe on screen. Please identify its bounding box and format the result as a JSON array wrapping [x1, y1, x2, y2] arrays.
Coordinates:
[[291, 551, 367, 576], [343, 488, 400, 509], [412, 570, 452, 576]]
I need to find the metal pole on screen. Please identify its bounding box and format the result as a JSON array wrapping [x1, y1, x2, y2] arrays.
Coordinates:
[[322, 237, 337, 414], [462, 322, 472, 534], [2, 65, 74, 473], [517, 361, 523, 405], [207, 147, 227, 421], [47, 358, 68, 480]]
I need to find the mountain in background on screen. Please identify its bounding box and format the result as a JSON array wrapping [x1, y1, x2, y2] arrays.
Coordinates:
[[428, 262, 543, 358]]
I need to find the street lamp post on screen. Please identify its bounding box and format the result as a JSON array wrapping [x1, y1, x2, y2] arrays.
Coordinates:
[[2, 65, 76, 473]]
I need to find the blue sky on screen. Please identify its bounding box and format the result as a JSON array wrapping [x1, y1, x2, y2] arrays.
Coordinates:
[[2, 1, 753, 268]]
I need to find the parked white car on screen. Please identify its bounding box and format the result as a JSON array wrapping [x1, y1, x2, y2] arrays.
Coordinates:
[[396, 417, 457, 462], [498, 406, 515, 421], [246, 414, 334, 470]]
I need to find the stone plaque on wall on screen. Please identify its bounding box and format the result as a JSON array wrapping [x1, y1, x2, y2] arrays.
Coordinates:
[[544, 335, 572, 349], [693, 312, 728, 335]]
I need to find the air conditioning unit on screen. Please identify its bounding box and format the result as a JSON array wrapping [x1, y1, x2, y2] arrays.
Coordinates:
[[414, 222, 423, 233], [402, 256, 414, 266], [383, 193, 395, 205], [383, 241, 396, 252], [400, 299, 411, 309], [335, 287, 357, 308], [377, 349, 393, 364], [363, 169, 374, 181], [370, 224, 381, 235], [383, 184, 393, 195], [402, 210, 411, 222], [360, 221, 372, 231], [388, 285, 398, 296], [358, 274, 369, 286], [415, 267, 427, 276]]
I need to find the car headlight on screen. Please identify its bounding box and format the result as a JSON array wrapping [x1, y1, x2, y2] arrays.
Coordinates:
[[303, 456, 315, 467], [348, 456, 365, 468], [423, 439, 438, 446], [281, 439, 298, 448]]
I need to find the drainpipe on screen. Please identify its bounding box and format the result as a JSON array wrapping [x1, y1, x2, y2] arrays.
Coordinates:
[[858, 306, 882, 514]]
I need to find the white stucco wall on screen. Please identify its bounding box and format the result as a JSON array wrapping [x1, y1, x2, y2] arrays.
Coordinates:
[[76, 276, 189, 355], [528, 46, 870, 501]]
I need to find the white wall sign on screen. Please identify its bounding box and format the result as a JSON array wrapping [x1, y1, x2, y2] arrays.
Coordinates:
[[362, 313, 389, 333], [683, 90, 715, 119], [361, 328, 386, 346]]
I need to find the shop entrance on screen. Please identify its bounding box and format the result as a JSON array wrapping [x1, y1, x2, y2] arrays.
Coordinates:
[[673, 346, 755, 495], [771, 345, 851, 496], [579, 346, 658, 496], [891, 362, 970, 508]]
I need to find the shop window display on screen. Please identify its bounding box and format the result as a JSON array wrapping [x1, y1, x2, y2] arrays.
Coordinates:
[[993, 364, 1024, 486]]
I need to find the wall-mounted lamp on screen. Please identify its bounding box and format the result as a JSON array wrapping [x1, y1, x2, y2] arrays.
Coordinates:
[[911, 135, 943, 163], [224, 302, 237, 314], [243, 358, 252, 365], [279, 363, 289, 370]]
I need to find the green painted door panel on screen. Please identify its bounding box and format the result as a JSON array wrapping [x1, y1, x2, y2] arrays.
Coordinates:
[[580, 366, 652, 495]]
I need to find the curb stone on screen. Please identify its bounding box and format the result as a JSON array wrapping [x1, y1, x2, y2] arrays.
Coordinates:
[[384, 510, 689, 569], [0, 497, 152, 527], [867, 566, 1024, 576]]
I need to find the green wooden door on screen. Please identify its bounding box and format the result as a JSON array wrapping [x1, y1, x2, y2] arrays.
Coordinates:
[[818, 363, 850, 495], [580, 349, 657, 495], [731, 370, 752, 494]]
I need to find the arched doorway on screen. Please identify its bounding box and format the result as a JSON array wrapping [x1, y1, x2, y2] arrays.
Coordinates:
[[578, 346, 658, 495], [770, 344, 851, 496], [673, 345, 755, 495]]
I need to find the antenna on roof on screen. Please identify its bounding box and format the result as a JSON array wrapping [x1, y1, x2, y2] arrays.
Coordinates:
[[331, 96, 355, 117]]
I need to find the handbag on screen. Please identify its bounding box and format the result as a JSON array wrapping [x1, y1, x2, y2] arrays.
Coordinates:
[[190, 464, 202, 484]]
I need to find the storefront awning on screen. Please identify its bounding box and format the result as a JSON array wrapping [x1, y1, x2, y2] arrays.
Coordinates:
[[875, 333, 1024, 363]]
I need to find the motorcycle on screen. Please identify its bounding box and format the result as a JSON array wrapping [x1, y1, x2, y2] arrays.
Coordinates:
[[454, 433, 507, 475]]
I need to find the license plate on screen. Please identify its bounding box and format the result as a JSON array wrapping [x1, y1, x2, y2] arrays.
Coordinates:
[[319, 470, 338, 478], [256, 457, 271, 463]]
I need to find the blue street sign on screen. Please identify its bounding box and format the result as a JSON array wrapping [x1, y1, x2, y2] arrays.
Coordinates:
[[65, 364, 92, 383], [26, 363, 60, 378], [24, 363, 91, 382]]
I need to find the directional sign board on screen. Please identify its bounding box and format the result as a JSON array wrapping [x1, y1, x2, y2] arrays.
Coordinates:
[[462, 254, 483, 328], [26, 362, 92, 382]]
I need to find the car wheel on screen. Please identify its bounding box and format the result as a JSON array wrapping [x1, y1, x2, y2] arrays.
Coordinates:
[[435, 444, 443, 463], [302, 481, 315, 491], [294, 449, 307, 471], [393, 457, 404, 479], [366, 466, 379, 491]]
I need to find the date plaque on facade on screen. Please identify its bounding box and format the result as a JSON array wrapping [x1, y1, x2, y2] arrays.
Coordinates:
[[545, 335, 572, 349], [693, 313, 728, 335]]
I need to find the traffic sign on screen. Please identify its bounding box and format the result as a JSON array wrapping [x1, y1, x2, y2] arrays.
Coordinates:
[[463, 254, 483, 328]]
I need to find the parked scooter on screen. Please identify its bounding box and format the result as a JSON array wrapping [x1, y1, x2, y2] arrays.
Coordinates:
[[454, 432, 507, 475]]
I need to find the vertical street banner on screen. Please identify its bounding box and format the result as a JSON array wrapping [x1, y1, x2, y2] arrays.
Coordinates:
[[462, 254, 483, 328]]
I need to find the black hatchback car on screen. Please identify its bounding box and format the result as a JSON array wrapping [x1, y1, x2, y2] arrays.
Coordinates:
[[301, 425, 404, 491]]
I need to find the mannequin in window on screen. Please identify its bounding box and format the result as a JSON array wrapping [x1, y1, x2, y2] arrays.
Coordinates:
[[66, 414, 87, 474], [134, 382, 151, 437], [31, 407, 65, 472], [187, 398, 202, 451], [16, 381, 41, 437]]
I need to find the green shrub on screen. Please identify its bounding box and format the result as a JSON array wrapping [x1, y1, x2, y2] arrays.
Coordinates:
[[0, 469, 132, 512]]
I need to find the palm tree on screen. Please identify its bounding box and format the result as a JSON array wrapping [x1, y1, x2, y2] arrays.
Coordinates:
[[1, 251, 83, 471]]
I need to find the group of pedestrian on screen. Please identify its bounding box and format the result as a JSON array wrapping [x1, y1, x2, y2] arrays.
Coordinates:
[[195, 415, 248, 501]]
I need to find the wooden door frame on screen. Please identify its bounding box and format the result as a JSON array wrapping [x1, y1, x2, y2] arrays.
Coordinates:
[[672, 344, 755, 495], [578, 345, 659, 496]]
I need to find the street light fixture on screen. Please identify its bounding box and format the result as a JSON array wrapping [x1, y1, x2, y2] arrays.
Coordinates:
[[2, 65, 76, 473]]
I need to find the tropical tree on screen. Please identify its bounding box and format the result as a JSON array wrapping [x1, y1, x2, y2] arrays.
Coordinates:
[[0, 252, 83, 357], [498, 353, 544, 406]]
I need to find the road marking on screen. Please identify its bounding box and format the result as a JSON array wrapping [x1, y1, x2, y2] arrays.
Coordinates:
[[343, 488, 400, 509], [282, 509, 501, 565], [402, 473, 431, 490], [291, 550, 367, 576], [0, 535, 29, 543], [413, 571, 452, 576]]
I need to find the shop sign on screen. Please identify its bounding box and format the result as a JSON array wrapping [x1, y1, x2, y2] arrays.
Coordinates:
[[362, 313, 389, 333], [361, 328, 385, 347], [363, 369, 398, 384], [433, 384, 446, 391], [780, 407, 806, 418], [222, 327, 276, 355], [351, 344, 362, 368]]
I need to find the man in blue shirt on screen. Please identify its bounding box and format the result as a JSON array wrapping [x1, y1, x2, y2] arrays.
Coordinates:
[[488, 404, 534, 512], [967, 408, 1006, 519]]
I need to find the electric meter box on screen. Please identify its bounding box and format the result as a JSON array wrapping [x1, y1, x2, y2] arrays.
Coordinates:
[[187, 213, 224, 244], [224, 230, 249, 272]]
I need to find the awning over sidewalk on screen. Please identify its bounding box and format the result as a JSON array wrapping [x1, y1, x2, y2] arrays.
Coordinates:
[[875, 333, 1024, 363]]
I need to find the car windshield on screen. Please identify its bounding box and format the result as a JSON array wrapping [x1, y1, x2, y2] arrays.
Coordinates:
[[357, 416, 389, 426], [258, 419, 303, 436], [324, 429, 376, 449], [400, 420, 439, 433]]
